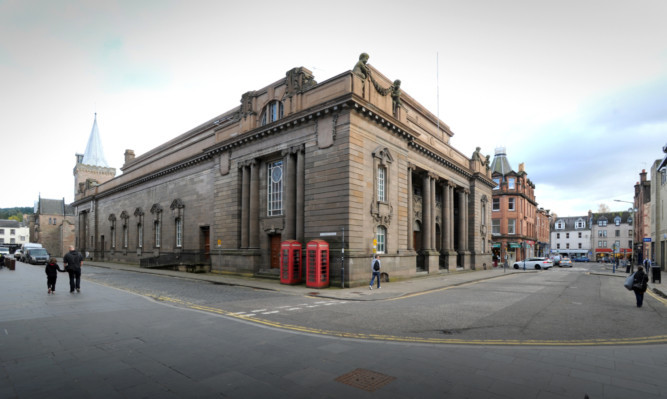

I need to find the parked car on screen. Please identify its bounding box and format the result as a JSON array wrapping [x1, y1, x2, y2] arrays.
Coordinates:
[[25, 248, 49, 265], [559, 257, 573, 267], [14, 250, 22, 260], [552, 255, 561, 266], [572, 256, 589, 262], [20, 243, 43, 262], [0, 247, 9, 256], [513, 257, 553, 270]]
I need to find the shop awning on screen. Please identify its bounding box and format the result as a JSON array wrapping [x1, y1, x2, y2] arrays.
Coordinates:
[[509, 243, 522, 248], [492, 243, 501, 248]]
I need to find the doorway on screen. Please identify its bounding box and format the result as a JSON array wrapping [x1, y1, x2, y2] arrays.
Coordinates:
[[270, 234, 282, 269], [200, 226, 210, 263]]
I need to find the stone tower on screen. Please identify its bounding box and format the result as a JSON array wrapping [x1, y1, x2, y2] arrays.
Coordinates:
[[73, 113, 116, 200]]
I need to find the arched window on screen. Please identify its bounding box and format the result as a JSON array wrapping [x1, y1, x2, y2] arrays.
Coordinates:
[[260, 101, 284, 126], [376, 226, 386, 254]]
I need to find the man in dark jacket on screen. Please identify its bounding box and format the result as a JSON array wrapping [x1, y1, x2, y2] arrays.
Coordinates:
[[63, 245, 83, 293]]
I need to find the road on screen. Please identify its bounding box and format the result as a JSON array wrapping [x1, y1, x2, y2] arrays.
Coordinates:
[[81, 261, 667, 344], [2, 260, 667, 398]]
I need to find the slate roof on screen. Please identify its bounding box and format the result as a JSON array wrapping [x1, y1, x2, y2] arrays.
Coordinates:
[[490, 147, 513, 176], [82, 113, 109, 167], [0, 220, 20, 228], [37, 199, 75, 216]]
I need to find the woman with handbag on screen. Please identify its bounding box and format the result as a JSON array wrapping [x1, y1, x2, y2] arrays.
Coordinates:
[[632, 265, 650, 308]]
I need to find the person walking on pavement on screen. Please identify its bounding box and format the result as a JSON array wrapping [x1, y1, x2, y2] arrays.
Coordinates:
[[369, 254, 381, 290], [632, 265, 649, 308], [63, 245, 83, 293], [45, 257, 65, 294]]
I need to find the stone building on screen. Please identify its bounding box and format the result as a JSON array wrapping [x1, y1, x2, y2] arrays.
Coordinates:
[[490, 148, 539, 264], [28, 197, 76, 257], [589, 211, 633, 262], [650, 144, 667, 268], [634, 169, 651, 263], [72, 54, 494, 286]]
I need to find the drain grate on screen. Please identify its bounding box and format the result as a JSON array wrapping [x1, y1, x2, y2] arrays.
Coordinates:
[[335, 368, 396, 392]]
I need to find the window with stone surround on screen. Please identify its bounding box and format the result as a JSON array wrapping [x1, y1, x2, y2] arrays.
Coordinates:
[[508, 178, 515, 190], [170, 199, 185, 249], [376, 226, 386, 254], [175, 218, 183, 248], [267, 160, 283, 216], [493, 198, 500, 211], [150, 204, 163, 249], [508, 197, 515, 211], [508, 219, 516, 235], [260, 101, 284, 126], [377, 166, 386, 202]]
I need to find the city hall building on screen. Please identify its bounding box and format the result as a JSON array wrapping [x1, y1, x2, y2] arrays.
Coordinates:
[[72, 54, 494, 286]]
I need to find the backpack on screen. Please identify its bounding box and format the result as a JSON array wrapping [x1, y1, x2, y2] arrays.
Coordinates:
[[373, 260, 380, 271]]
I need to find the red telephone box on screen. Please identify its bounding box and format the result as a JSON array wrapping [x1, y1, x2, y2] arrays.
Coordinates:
[[306, 240, 329, 288], [280, 240, 302, 285]]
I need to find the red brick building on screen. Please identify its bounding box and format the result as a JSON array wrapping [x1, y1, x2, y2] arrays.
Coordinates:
[[490, 147, 540, 265]]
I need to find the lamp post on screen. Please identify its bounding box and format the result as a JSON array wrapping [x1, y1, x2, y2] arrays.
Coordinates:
[[614, 199, 636, 273]]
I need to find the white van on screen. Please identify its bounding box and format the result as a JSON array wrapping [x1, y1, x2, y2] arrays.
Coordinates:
[[20, 243, 43, 262]]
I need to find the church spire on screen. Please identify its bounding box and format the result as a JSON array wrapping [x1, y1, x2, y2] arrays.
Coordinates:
[[82, 113, 109, 167]]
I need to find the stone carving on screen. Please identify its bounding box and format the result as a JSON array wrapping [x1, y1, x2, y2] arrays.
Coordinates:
[[353, 53, 403, 116], [134, 207, 144, 217], [239, 91, 255, 119], [170, 198, 185, 210], [371, 201, 393, 226], [352, 53, 370, 80], [284, 67, 317, 99], [150, 203, 163, 214]]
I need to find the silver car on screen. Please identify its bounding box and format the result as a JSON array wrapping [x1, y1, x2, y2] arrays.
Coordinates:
[[513, 257, 553, 270]]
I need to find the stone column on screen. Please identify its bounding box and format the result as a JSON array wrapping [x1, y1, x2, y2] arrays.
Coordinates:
[[430, 175, 436, 250], [422, 173, 431, 251], [283, 149, 295, 240], [458, 188, 466, 251], [296, 146, 305, 243], [407, 165, 414, 251], [240, 163, 249, 249], [249, 160, 259, 248], [441, 182, 448, 252]]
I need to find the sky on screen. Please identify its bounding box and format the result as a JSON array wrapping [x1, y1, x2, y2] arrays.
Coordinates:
[[1, 0, 666, 217]]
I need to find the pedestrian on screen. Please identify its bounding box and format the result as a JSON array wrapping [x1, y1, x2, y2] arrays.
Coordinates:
[[45, 257, 65, 294], [632, 265, 649, 308], [369, 254, 381, 290], [63, 245, 83, 293]]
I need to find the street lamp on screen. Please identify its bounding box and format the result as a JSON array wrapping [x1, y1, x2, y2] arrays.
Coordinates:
[[614, 199, 636, 272]]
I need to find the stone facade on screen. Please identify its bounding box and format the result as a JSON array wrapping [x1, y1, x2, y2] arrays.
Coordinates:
[[589, 211, 633, 262], [29, 198, 76, 257], [72, 58, 494, 286], [634, 169, 651, 263], [652, 156, 667, 268]]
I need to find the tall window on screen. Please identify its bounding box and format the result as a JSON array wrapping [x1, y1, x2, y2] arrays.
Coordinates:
[[493, 198, 500, 211], [578, 232, 582, 238], [508, 219, 516, 235], [137, 223, 143, 248], [154, 216, 161, 248], [557, 233, 560, 239], [175, 218, 183, 248], [261, 101, 284, 126], [377, 166, 386, 202], [267, 160, 283, 216], [493, 178, 500, 190], [615, 230, 620, 237], [123, 224, 128, 248], [492, 219, 500, 235], [508, 178, 515, 190], [566, 233, 570, 239], [578, 243, 582, 249], [376, 226, 386, 254], [566, 243, 570, 249], [508, 197, 515, 211]]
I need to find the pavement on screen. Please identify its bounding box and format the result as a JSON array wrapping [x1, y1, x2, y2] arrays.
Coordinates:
[[3, 260, 667, 398], [68, 259, 532, 301], [59, 258, 667, 301]]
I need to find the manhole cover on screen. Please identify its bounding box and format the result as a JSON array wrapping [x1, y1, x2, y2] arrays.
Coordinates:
[[335, 368, 396, 392]]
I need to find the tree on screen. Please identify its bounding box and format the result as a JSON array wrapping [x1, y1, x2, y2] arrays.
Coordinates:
[[597, 203, 610, 213]]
